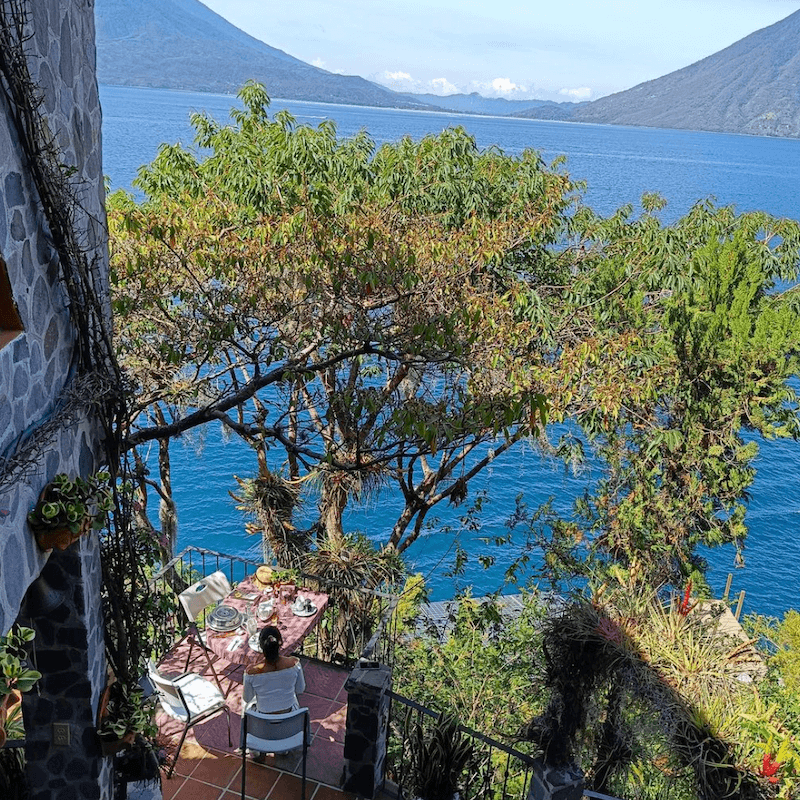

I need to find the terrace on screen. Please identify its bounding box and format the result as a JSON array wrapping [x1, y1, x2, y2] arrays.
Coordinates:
[[156, 645, 352, 800], [144, 546, 582, 800]]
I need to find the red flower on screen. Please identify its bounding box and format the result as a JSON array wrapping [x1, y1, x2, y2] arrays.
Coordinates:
[[760, 752, 782, 783], [678, 580, 693, 616]]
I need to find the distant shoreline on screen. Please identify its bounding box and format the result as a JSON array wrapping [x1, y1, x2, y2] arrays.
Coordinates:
[[100, 84, 800, 144]]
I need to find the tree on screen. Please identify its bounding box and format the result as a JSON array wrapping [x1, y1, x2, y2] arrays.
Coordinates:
[[535, 200, 800, 589], [108, 81, 579, 561]]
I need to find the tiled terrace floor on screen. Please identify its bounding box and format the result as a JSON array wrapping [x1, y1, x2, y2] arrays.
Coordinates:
[[154, 640, 357, 800]]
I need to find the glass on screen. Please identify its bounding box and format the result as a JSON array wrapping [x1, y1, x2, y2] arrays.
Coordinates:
[[258, 599, 274, 621], [244, 609, 257, 637]]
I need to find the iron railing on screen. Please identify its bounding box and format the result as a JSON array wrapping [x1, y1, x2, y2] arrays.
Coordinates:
[[385, 693, 626, 800], [386, 691, 538, 800], [148, 546, 400, 668]]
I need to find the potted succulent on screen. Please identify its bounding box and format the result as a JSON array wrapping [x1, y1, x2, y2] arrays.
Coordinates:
[[0, 626, 42, 748], [97, 681, 156, 757], [28, 471, 113, 551], [405, 712, 474, 800]]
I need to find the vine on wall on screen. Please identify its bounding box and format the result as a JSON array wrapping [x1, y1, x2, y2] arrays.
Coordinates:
[[0, 0, 161, 700], [0, 0, 128, 490]]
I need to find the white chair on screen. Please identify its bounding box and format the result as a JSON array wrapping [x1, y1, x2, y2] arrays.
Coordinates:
[[240, 704, 310, 800], [176, 570, 233, 694], [148, 663, 232, 778]]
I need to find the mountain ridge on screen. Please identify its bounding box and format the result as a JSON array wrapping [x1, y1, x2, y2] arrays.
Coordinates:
[[516, 9, 800, 138], [94, 0, 436, 110], [95, 0, 800, 138]]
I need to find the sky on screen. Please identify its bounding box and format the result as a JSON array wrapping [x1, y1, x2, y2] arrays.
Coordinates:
[[200, 0, 800, 102]]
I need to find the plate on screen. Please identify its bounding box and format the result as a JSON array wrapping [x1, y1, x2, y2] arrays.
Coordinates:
[[248, 633, 262, 652], [292, 603, 317, 617], [207, 605, 242, 631]]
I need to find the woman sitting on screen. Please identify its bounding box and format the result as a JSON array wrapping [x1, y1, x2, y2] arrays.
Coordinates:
[[243, 625, 306, 715]]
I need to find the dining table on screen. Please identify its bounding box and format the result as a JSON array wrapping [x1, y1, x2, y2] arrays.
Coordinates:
[[204, 575, 329, 668]]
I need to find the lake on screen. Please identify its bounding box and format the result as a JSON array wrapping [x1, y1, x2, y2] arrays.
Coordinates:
[[99, 84, 800, 616]]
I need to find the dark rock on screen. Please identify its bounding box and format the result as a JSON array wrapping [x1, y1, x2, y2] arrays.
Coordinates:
[[44, 314, 59, 360], [65, 757, 88, 781], [59, 15, 74, 87], [31, 697, 56, 727], [22, 238, 34, 283], [31, 276, 50, 328], [10, 209, 26, 241], [4, 171, 25, 207], [78, 780, 102, 799], [39, 649, 73, 674], [12, 362, 29, 397], [46, 752, 66, 777]]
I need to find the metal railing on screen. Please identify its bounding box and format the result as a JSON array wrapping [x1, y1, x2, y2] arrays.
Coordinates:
[[148, 545, 401, 669], [386, 691, 539, 800], [384, 693, 626, 800]]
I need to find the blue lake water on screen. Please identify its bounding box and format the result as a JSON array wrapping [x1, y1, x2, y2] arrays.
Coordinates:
[[100, 84, 800, 616]]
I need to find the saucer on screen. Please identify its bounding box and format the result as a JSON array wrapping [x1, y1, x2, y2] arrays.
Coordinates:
[[292, 603, 316, 617]]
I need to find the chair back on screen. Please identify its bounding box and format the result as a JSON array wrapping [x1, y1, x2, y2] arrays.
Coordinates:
[[242, 706, 309, 754], [147, 665, 188, 716], [178, 570, 232, 622]]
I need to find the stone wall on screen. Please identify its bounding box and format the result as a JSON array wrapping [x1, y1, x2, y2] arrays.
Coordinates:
[[0, 1, 111, 798], [342, 662, 392, 797], [0, 0, 107, 631]]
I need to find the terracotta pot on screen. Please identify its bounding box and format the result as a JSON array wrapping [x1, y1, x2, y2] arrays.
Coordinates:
[[0, 692, 14, 749], [96, 683, 113, 729], [30, 485, 94, 552], [33, 526, 81, 552], [100, 731, 136, 757]]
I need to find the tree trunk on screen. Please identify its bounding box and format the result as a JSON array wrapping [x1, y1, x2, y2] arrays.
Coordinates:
[[155, 408, 178, 557], [320, 476, 347, 545]]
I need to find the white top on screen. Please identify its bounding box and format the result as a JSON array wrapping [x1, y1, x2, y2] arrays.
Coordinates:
[[243, 662, 306, 713]]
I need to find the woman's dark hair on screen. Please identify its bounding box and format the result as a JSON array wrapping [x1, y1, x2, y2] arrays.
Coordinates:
[[259, 625, 282, 663]]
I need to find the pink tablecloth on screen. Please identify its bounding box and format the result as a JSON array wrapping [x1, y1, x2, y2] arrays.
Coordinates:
[[205, 576, 328, 667]]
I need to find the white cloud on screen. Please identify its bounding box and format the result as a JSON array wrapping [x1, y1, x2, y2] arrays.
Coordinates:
[[559, 86, 593, 101], [375, 71, 549, 101], [374, 71, 462, 96], [312, 57, 326, 69], [374, 70, 419, 93], [430, 77, 460, 95], [490, 77, 520, 95], [469, 77, 534, 98]]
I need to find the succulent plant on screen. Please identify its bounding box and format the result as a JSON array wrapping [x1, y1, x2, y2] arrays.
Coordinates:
[[28, 471, 113, 535]]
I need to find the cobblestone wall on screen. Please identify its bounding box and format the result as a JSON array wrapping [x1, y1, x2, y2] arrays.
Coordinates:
[[0, 1, 111, 798], [342, 663, 392, 797]]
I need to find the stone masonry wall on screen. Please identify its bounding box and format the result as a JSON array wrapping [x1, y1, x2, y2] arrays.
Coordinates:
[[342, 663, 392, 797], [0, 1, 111, 798], [0, 0, 108, 633]]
